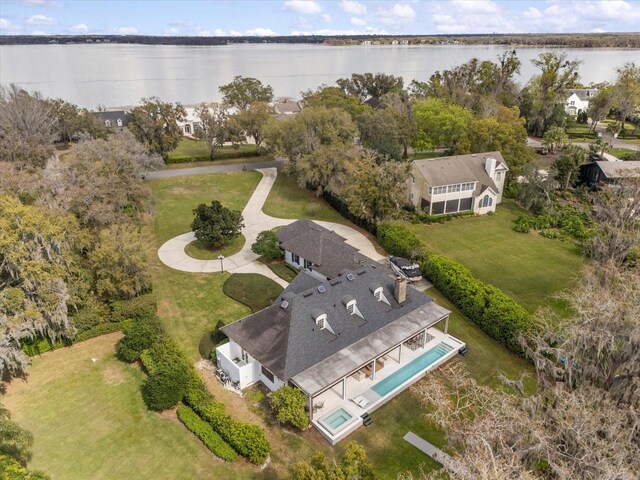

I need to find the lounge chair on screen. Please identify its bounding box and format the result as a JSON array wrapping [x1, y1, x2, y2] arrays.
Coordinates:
[[352, 395, 369, 408]]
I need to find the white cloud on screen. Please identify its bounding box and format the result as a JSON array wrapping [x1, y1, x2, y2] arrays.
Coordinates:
[[292, 26, 388, 36], [69, 23, 88, 32], [229, 30, 242, 36], [26, 14, 56, 25], [116, 26, 138, 34], [0, 17, 22, 33], [31, 30, 47, 35], [350, 17, 367, 26], [430, 0, 518, 33], [283, 0, 322, 14], [376, 3, 415, 25], [339, 0, 367, 15], [245, 27, 277, 36], [322, 13, 332, 23], [296, 16, 313, 29], [22, 0, 63, 7], [213, 28, 226, 36], [163, 27, 180, 35]]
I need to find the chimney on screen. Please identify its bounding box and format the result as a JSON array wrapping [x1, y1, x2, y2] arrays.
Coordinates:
[[485, 156, 496, 178], [394, 277, 407, 304]]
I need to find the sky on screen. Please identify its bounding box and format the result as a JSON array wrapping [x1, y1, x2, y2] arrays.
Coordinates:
[[1, 0, 640, 37]]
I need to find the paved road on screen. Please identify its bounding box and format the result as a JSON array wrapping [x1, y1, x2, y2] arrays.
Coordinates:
[[144, 160, 282, 179], [157, 168, 385, 286]]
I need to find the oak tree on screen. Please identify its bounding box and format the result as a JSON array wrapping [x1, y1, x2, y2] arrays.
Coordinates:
[[191, 200, 244, 248], [219, 76, 273, 111], [127, 97, 186, 160]]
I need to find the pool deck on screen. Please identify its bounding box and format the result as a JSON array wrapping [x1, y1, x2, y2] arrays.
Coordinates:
[[311, 327, 464, 444]]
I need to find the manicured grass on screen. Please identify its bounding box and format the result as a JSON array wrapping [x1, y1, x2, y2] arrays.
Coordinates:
[[608, 147, 640, 161], [185, 235, 245, 260], [223, 273, 283, 313], [150, 171, 261, 243], [149, 172, 261, 358], [566, 121, 596, 142], [268, 262, 299, 283], [407, 200, 584, 314], [0, 334, 233, 480], [263, 172, 348, 223], [168, 139, 258, 160]]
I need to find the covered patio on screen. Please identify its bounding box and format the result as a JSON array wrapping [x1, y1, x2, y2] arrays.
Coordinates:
[[291, 306, 465, 444]]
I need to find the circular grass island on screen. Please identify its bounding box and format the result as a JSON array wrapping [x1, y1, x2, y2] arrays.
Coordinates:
[[184, 234, 245, 260]]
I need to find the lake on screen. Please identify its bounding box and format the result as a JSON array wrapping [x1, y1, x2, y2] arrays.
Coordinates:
[[1, 43, 638, 108]]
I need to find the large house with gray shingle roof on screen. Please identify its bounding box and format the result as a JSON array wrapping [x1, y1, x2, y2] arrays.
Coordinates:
[[409, 151, 508, 215], [216, 265, 465, 444]]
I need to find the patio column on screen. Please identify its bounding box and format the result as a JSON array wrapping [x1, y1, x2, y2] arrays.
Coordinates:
[[371, 360, 376, 381], [422, 329, 427, 348], [309, 395, 314, 421], [399, 343, 403, 363], [342, 377, 346, 399], [445, 315, 449, 334]]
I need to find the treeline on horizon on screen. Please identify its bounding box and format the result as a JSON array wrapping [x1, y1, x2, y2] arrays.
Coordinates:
[[1, 32, 639, 48]]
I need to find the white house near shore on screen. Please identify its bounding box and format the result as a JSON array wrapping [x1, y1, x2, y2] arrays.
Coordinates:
[[409, 151, 509, 215], [565, 88, 598, 116], [216, 264, 464, 444]]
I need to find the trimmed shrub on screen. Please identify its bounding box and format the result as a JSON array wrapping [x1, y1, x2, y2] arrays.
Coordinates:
[[22, 337, 66, 356], [165, 149, 261, 164], [270, 386, 309, 429], [376, 223, 426, 259], [71, 297, 111, 332], [142, 363, 190, 411], [115, 315, 163, 362], [251, 230, 281, 260], [109, 294, 157, 323], [423, 255, 533, 354], [177, 406, 238, 461], [74, 321, 127, 343]]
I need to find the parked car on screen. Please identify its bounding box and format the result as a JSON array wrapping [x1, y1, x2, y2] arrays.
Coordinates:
[[389, 256, 422, 282]]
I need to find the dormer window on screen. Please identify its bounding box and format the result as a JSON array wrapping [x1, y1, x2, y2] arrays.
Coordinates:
[[346, 300, 356, 315], [495, 171, 502, 181], [117, 119, 123, 127], [370, 284, 391, 305], [105, 119, 111, 127], [315, 313, 327, 329]]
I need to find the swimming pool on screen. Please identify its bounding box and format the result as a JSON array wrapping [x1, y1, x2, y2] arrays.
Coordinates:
[[372, 343, 454, 397], [318, 408, 353, 432]]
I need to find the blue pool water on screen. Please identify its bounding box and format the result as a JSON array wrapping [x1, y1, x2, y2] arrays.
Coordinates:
[[372, 343, 454, 397], [320, 408, 353, 430]]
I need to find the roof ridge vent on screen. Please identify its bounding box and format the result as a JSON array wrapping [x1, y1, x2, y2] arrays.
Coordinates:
[[329, 279, 341, 286]]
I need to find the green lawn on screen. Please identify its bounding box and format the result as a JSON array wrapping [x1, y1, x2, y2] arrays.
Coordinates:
[[149, 171, 261, 358], [150, 171, 261, 243], [608, 147, 640, 161], [566, 121, 596, 142], [0, 334, 251, 480], [223, 273, 283, 313], [268, 262, 299, 283], [263, 172, 348, 223], [185, 235, 245, 260], [407, 200, 584, 314], [168, 139, 258, 160]]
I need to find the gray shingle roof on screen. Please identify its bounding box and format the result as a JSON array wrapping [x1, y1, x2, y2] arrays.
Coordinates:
[[221, 265, 443, 385], [568, 89, 598, 101], [278, 219, 369, 279], [595, 161, 640, 179], [413, 151, 507, 195], [93, 110, 129, 126]]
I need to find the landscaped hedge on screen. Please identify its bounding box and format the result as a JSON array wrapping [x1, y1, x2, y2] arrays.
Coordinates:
[[423, 255, 534, 354], [115, 314, 164, 362], [165, 149, 261, 164], [177, 406, 238, 462], [376, 222, 426, 259], [184, 382, 270, 464], [109, 294, 157, 323]]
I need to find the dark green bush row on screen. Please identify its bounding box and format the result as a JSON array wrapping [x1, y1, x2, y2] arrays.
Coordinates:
[[74, 321, 128, 343], [109, 294, 157, 323], [116, 314, 164, 362], [409, 210, 474, 225], [165, 149, 261, 164], [376, 223, 426, 259], [177, 406, 238, 462], [423, 255, 534, 354], [21, 337, 67, 356], [184, 381, 270, 464]]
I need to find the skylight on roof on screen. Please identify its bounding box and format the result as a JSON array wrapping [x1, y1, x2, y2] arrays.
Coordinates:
[[280, 300, 289, 309], [346, 273, 355, 281], [317, 285, 326, 293]]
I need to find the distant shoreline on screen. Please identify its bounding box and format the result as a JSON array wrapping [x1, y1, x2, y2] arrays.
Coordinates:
[[1, 33, 639, 48]]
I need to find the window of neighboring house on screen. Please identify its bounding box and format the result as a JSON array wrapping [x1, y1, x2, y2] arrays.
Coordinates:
[[495, 171, 502, 181], [241, 349, 248, 363], [105, 120, 111, 127], [410, 193, 414, 200], [292, 254, 300, 264], [410, 174, 415, 184], [261, 365, 275, 383], [304, 259, 312, 269], [447, 184, 461, 193], [116, 119, 123, 127], [570, 101, 575, 105], [480, 195, 493, 208]]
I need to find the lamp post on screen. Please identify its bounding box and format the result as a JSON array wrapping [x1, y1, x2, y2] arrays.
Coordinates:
[[218, 255, 224, 273]]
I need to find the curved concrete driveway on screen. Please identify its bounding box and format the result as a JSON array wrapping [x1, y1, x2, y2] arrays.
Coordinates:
[[158, 168, 385, 287]]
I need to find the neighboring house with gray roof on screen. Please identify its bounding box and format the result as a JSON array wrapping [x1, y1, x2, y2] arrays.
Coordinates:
[[278, 219, 372, 279], [274, 99, 303, 116], [93, 110, 129, 130], [216, 265, 465, 444], [409, 151, 509, 215], [580, 160, 640, 188], [565, 88, 598, 116]]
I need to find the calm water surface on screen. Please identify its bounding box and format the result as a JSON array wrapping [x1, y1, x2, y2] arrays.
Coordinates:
[[1, 43, 638, 108]]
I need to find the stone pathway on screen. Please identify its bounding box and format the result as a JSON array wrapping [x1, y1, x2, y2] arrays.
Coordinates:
[[157, 168, 385, 287], [403, 431, 461, 476]]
